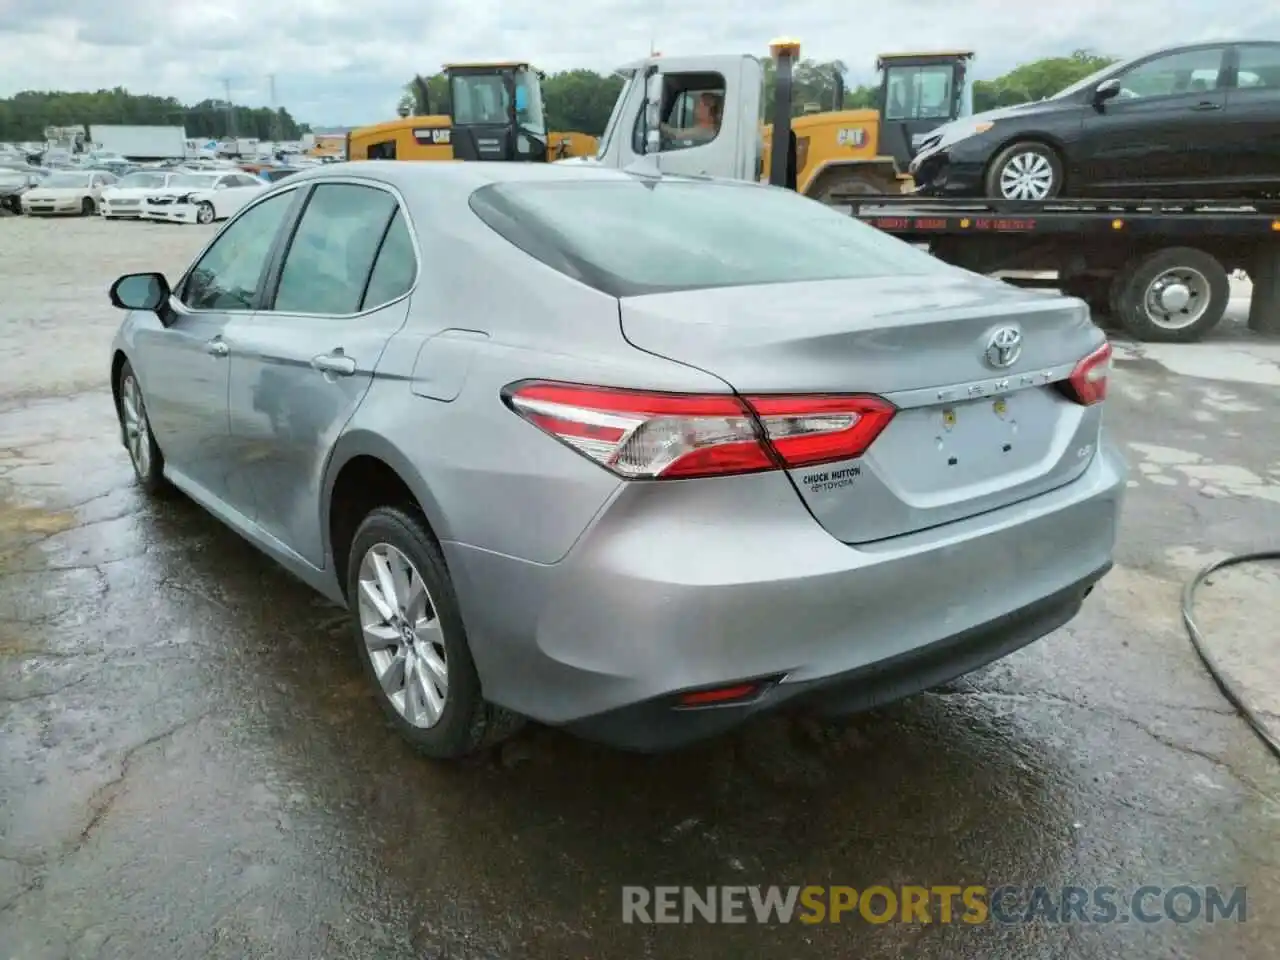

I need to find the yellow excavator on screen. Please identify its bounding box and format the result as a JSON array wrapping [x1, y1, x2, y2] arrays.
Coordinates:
[[346, 62, 598, 163], [763, 49, 975, 199]]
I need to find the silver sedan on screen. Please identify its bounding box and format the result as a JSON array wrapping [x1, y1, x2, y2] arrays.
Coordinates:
[[105, 161, 1126, 758]]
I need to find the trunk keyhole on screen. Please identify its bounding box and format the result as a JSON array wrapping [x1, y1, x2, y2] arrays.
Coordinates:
[[947, 456, 958, 466], [1002, 443, 1012, 453]]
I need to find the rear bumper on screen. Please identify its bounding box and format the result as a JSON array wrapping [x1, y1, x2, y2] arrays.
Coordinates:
[[443, 440, 1126, 749], [566, 564, 1108, 751]]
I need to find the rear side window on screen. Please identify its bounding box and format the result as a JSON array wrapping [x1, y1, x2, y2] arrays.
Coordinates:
[[468, 179, 946, 297], [272, 183, 398, 315], [361, 209, 417, 309]]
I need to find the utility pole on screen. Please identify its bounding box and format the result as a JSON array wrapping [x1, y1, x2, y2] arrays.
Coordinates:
[[221, 77, 235, 138], [267, 73, 282, 142]]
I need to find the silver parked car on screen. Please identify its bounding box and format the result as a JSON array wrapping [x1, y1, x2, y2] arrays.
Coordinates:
[[107, 162, 1126, 758]]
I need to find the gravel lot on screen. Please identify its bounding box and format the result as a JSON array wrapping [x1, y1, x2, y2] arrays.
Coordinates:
[[1, 214, 1278, 960]]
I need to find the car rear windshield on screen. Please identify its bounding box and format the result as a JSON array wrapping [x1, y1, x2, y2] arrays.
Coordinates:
[[468, 179, 948, 297]]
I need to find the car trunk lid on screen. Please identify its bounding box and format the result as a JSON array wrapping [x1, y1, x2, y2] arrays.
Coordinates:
[[618, 273, 1107, 543]]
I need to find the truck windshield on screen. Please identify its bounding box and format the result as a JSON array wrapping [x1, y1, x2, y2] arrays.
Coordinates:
[[513, 67, 546, 136], [469, 178, 948, 297], [596, 70, 638, 160], [451, 72, 511, 125], [883, 64, 957, 121]]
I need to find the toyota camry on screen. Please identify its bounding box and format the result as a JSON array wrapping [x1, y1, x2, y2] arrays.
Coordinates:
[[106, 161, 1126, 758]]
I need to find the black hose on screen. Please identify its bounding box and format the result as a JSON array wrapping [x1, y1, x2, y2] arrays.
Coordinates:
[[1181, 551, 1280, 759]]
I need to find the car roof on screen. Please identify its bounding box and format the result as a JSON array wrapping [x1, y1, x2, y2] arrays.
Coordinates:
[[274, 159, 698, 195]]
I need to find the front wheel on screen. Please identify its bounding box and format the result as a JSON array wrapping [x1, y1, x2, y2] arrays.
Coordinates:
[[115, 361, 167, 493], [196, 201, 215, 225], [985, 142, 1064, 200], [347, 506, 522, 759]]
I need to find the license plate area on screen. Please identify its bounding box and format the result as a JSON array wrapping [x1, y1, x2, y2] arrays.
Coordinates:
[[871, 388, 1064, 497]]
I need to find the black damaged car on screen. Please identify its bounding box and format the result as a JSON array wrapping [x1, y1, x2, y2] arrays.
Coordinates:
[[909, 41, 1280, 201]]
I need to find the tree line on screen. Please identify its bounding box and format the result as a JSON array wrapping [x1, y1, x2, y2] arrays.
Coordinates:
[[0, 87, 309, 143], [401, 50, 1116, 135]]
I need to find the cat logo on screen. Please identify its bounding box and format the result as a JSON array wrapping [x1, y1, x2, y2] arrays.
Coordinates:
[[837, 127, 867, 148]]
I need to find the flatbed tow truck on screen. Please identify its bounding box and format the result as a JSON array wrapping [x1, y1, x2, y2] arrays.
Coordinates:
[[585, 39, 1280, 343], [845, 195, 1280, 342]]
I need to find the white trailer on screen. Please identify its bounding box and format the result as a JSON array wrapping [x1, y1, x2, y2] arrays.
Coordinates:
[[88, 125, 187, 160]]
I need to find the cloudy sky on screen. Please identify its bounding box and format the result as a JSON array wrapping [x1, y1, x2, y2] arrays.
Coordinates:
[[1, 0, 1275, 127]]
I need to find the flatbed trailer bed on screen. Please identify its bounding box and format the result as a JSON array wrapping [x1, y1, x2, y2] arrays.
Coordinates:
[[846, 196, 1280, 343]]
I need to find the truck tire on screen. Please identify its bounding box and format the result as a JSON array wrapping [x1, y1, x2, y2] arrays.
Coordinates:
[[985, 142, 1064, 201], [1112, 247, 1230, 343]]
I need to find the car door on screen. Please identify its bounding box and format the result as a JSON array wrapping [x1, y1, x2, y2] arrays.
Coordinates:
[[130, 188, 301, 502], [224, 180, 415, 567], [1078, 45, 1230, 195], [1222, 42, 1280, 187]]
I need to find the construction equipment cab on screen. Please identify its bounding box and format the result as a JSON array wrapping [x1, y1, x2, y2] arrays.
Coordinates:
[[877, 51, 974, 172], [446, 62, 549, 161], [348, 62, 586, 163]]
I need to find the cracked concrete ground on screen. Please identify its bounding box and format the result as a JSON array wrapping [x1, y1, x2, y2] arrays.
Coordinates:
[[1, 216, 1279, 959]]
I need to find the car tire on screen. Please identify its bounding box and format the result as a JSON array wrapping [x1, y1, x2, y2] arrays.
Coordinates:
[[81, 197, 96, 216], [1112, 247, 1230, 343], [346, 506, 523, 760], [985, 142, 1064, 201], [115, 360, 168, 494], [196, 201, 215, 225]]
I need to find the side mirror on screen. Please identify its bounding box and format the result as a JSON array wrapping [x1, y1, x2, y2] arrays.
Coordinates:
[[1092, 78, 1121, 107], [644, 71, 664, 154], [109, 272, 170, 312]]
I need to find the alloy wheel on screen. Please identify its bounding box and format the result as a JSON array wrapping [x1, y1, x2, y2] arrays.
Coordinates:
[[357, 542, 449, 729], [120, 374, 152, 479]]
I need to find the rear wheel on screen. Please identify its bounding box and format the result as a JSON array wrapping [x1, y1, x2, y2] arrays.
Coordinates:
[[347, 506, 523, 759], [80, 196, 96, 216], [196, 201, 215, 225], [1112, 247, 1229, 343], [985, 142, 1063, 200]]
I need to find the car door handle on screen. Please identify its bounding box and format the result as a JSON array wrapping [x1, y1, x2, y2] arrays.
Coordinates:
[[1190, 101, 1222, 111], [311, 352, 356, 376], [205, 338, 229, 357]]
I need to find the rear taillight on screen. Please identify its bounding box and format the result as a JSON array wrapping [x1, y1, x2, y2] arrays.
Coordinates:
[[504, 381, 896, 480], [1065, 341, 1111, 405]]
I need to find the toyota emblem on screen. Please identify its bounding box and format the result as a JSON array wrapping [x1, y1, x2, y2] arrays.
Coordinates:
[[985, 327, 1023, 369]]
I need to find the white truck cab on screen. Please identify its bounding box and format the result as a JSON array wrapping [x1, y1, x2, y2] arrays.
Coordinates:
[[588, 53, 767, 182]]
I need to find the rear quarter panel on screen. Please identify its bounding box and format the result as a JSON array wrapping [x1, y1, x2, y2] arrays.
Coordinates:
[[334, 186, 735, 566]]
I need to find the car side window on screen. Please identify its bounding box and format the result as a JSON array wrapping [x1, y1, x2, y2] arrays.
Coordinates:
[[271, 183, 398, 316], [360, 209, 417, 309], [180, 190, 297, 311], [1116, 48, 1226, 99], [631, 74, 726, 154], [1236, 45, 1280, 89]]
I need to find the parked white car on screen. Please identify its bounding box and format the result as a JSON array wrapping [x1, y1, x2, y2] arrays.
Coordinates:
[[100, 171, 183, 219], [21, 170, 116, 216], [138, 171, 266, 224]]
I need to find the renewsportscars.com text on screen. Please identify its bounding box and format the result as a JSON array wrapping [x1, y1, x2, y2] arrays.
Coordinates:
[[621, 885, 1247, 925]]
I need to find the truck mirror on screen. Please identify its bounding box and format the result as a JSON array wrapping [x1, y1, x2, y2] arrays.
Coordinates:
[[643, 71, 664, 153]]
